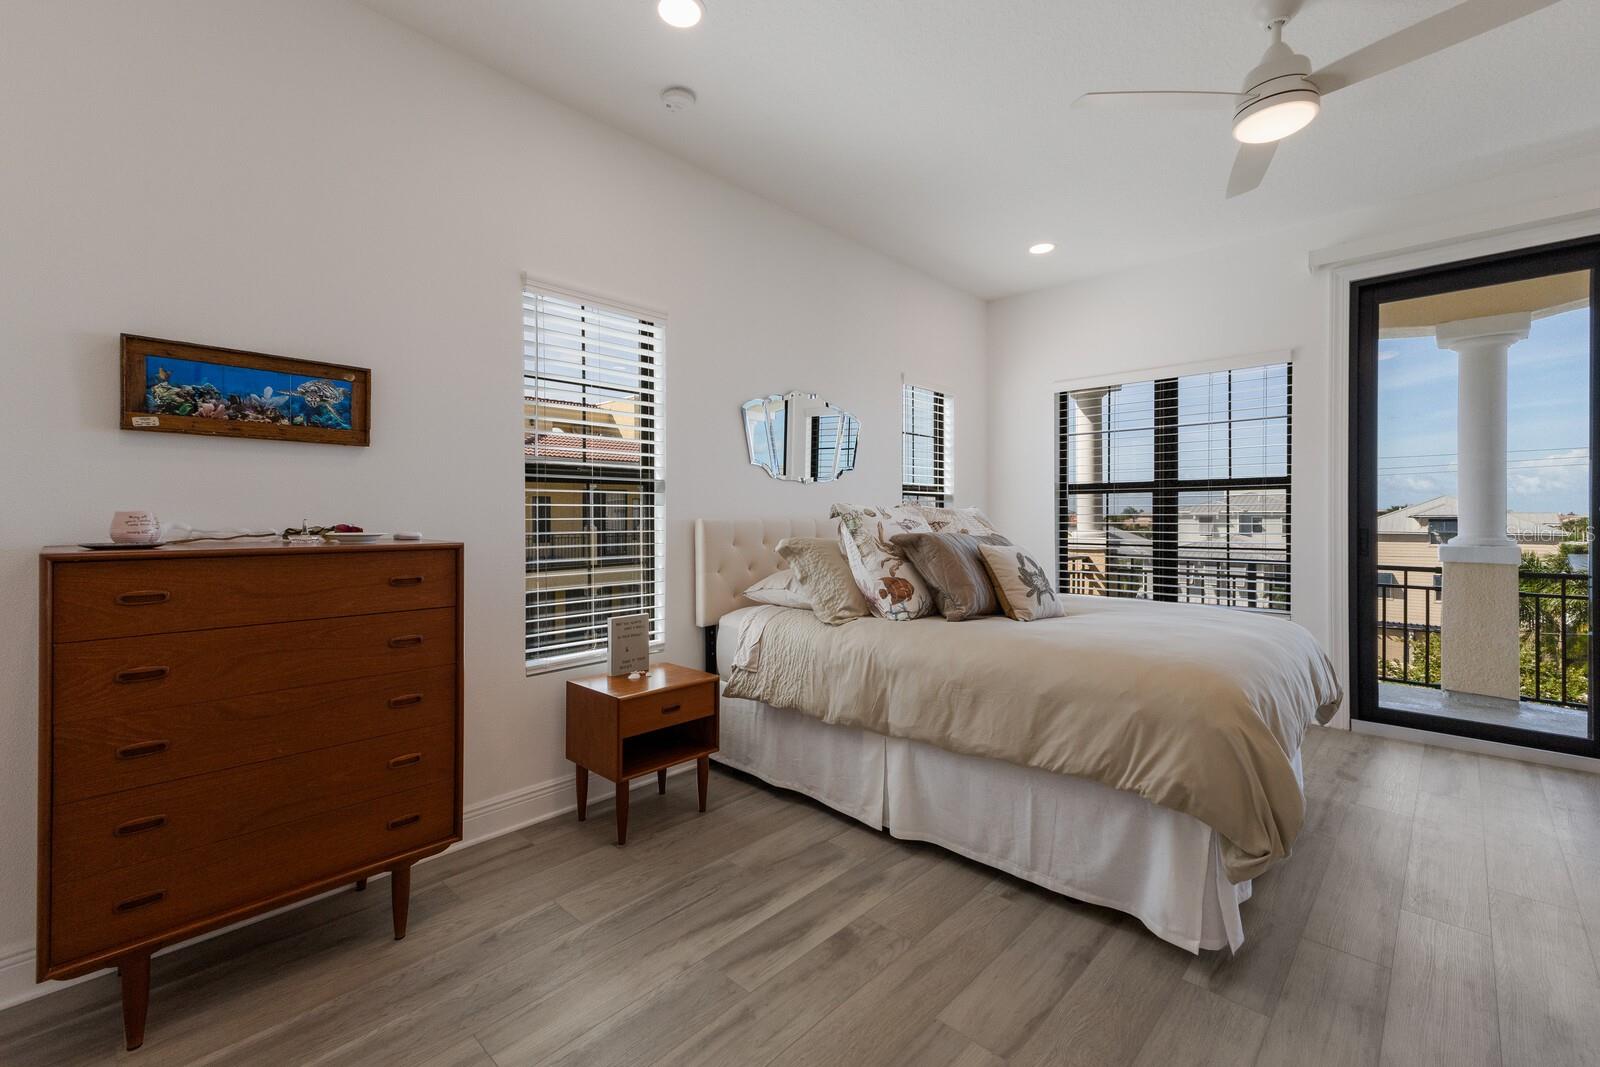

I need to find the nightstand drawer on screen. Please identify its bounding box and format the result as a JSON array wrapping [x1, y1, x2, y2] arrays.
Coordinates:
[[619, 684, 714, 738]]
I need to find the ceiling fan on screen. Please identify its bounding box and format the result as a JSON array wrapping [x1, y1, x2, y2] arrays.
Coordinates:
[[1075, 0, 1562, 197]]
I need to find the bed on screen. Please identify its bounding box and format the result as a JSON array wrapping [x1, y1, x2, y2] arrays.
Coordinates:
[[694, 517, 1340, 952]]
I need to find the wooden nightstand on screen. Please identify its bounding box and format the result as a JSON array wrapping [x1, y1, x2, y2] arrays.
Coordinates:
[[566, 663, 719, 845]]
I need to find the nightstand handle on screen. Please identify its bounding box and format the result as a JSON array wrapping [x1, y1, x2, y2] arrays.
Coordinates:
[[660, 704, 680, 715], [387, 814, 421, 831]]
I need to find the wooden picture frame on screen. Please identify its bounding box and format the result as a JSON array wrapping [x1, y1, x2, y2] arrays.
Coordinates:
[[120, 334, 371, 446]]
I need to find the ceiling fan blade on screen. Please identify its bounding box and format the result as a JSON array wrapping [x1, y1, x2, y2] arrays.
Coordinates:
[[1073, 91, 1238, 112], [1226, 142, 1278, 198], [1312, 0, 1561, 95]]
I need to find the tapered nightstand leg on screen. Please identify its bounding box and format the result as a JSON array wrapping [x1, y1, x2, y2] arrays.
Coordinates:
[[657, 768, 667, 794], [697, 756, 709, 813], [575, 765, 589, 820], [615, 778, 630, 845], [355, 877, 367, 892], [391, 864, 411, 940], [119, 952, 150, 1051]]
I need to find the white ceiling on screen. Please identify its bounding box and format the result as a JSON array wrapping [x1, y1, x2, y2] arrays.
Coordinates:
[[361, 0, 1600, 298]]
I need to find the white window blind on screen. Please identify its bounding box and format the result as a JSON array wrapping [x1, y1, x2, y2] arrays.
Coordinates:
[[1058, 361, 1291, 613], [524, 282, 665, 670], [902, 384, 949, 506]]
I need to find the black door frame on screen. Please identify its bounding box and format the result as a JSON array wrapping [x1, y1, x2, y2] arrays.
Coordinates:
[[1350, 233, 1600, 757]]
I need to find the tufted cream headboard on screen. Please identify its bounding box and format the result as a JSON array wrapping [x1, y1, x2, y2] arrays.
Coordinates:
[[694, 517, 837, 627]]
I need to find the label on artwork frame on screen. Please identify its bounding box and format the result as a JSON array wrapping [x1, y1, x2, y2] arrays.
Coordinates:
[[607, 614, 650, 677]]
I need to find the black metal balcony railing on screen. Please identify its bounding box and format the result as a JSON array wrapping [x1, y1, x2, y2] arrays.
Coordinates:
[[526, 531, 646, 572], [1061, 554, 1289, 612], [1377, 564, 1591, 708]]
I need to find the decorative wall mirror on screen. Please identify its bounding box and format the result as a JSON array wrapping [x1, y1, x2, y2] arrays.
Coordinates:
[[742, 392, 860, 482]]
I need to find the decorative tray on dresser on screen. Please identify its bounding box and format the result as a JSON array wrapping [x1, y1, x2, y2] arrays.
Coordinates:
[[37, 539, 464, 1050]]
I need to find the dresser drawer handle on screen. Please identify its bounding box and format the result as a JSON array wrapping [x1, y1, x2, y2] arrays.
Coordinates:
[[388, 575, 424, 587], [114, 891, 166, 913], [115, 666, 170, 684], [388, 693, 424, 708], [114, 815, 167, 837], [388, 635, 424, 649], [386, 813, 422, 831], [661, 704, 681, 716], [388, 753, 423, 769], [115, 590, 171, 606], [116, 740, 169, 760]]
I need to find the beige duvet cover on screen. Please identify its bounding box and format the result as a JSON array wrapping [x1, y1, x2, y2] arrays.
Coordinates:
[[724, 596, 1342, 882]]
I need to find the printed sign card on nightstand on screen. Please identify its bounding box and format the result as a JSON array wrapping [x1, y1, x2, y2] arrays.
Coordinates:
[[607, 614, 650, 677]]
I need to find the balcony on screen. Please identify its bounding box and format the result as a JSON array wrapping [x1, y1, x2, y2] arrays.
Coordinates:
[[527, 531, 646, 573], [1377, 565, 1589, 738]]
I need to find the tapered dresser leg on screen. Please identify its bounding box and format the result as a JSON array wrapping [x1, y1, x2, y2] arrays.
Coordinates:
[[615, 778, 630, 846], [355, 877, 367, 892], [391, 864, 412, 940], [697, 756, 709, 813], [657, 767, 668, 794], [119, 952, 151, 1051], [575, 765, 589, 821]]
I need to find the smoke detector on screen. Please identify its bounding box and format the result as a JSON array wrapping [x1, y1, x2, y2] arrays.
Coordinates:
[[660, 86, 697, 113]]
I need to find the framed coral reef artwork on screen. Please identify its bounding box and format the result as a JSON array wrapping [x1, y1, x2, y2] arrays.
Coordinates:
[[120, 335, 371, 446]]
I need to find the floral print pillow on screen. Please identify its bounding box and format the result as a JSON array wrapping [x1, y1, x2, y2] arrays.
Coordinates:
[[830, 503, 937, 620], [977, 543, 1065, 622]]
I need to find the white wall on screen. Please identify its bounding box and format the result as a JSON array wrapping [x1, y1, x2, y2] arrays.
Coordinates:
[[0, 0, 986, 999], [987, 153, 1600, 721]]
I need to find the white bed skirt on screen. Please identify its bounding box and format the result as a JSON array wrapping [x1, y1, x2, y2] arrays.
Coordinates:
[[715, 690, 1278, 952]]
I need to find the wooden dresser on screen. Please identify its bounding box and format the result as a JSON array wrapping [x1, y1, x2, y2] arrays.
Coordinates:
[[37, 540, 464, 1050]]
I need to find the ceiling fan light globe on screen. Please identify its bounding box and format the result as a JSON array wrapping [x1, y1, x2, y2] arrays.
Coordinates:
[[657, 0, 704, 28], [1232, 92, 1319, 144]]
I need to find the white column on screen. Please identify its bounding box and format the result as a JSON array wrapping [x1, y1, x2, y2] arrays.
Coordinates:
[[1434, 312, 1530, 701], [1071, 389, 1108, 535], [1435, 312, 1530, 567]]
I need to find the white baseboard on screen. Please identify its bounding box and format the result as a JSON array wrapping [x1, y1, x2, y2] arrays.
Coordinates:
[[0, 765, 689, 1013]]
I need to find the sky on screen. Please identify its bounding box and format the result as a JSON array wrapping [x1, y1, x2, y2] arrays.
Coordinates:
[[1378, 306, 1591, 515]]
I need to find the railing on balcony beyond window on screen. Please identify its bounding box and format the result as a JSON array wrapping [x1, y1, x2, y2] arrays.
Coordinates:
[[527, 531, 645, 572], [1376, 564, 1590, 709], [1060, 554, 1289, 611]]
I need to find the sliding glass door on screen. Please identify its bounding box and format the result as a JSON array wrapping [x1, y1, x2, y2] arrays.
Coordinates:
[[1351, 236, 1600, 755]]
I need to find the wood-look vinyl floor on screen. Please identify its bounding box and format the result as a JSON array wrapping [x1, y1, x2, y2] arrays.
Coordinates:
[[6, 727, 1600, 1066]]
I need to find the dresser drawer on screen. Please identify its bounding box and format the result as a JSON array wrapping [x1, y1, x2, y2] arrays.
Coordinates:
[[619, 683, 715, 739], [52, 665, 456, 802], [48, 783, 455, 969], [52, 550, 458, 642], [53, 722, 455, 882], [53, 608, 457, 721]]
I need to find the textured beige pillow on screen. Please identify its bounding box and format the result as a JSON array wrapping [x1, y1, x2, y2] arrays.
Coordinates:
[[917, 505, 1003, 537], [977, 544, 1065, 622], [776, 537, 871, 625], [891, 531, 1012, 621]]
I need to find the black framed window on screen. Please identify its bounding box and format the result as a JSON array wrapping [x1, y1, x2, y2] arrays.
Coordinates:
[[524, 283, 665, 670], [1058, 362, 1292, 612], [902, 384, 948, 506]]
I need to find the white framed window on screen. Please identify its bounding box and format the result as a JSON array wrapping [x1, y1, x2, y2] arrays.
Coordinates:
[[524, 280, 665, 671], [901, 383, 949, 506]]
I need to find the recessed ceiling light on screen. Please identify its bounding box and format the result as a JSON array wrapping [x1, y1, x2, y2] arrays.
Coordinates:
[[1029, 242, 1056, 255], [657, 0, 704, 28]]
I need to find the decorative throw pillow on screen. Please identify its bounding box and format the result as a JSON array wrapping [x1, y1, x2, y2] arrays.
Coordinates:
[[917, 505, 1003, 537], [742, 568, 812, 610], [977, 544, 1065, 622], [891, 531, 1012, 621], [829, 503, 937, 620], [775, 536, 871, 625]]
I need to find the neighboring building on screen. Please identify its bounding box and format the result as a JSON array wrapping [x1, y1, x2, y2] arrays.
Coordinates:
[[525, 396, 653, 659]]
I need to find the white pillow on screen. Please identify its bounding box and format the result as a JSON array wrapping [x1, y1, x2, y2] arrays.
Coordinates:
[[830, 502, 937, 620], [742, 568, 813, 610]]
